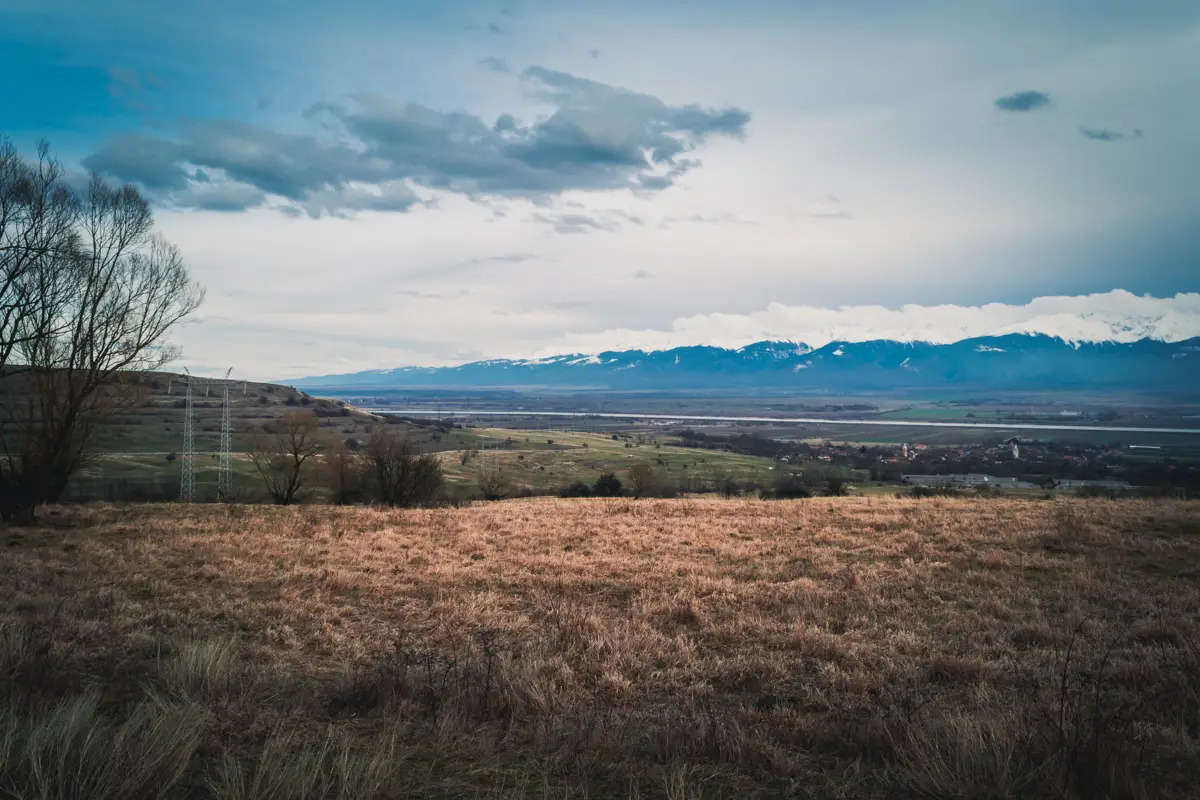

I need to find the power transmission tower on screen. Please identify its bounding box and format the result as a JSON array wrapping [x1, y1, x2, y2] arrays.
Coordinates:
[[218, 385, 233, 500], [180, 371, 196, 502]]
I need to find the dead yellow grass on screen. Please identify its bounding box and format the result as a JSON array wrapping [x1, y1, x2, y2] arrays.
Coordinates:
[[1, 497, 1198, 798]]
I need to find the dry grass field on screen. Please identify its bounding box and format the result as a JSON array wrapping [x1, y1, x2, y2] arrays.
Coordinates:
[[2, 497, 1198, 798]]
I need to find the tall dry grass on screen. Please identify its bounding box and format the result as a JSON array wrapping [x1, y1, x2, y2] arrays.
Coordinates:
[[0, 497, 1197, 797]]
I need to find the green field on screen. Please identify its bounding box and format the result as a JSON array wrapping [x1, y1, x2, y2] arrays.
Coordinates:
[[438, 427, 789, 493]]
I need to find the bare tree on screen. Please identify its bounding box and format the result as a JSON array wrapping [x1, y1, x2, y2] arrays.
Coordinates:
[[477, 467, 509, 501], [248, 411, 324, 505], [0, 137, 79, 375], [323, 437, 365, 504], [627, 463, 660, 500], [0, 145, 203, 522], [365, 426, 443, 507]]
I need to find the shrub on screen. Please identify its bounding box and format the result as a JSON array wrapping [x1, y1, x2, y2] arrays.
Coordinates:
[[627, 463, 661, 499], [594, 472, 623, 497], [762, 474, 812, 500], [365, 427, 444, 507], [477, 469, 509, 501], [560, 481, 592, 498]]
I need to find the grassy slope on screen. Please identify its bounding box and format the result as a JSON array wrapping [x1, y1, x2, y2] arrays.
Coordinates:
[[82, 377, 790, 497], [438, 427, 787, 493], [2, 498, 1198, 798]]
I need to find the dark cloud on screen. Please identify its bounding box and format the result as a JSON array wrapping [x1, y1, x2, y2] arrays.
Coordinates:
[[83, 67, 750, 217], [174, 181, 267, 212], [478, 56, 510, 73], [1080, 126, 1131, 142], [533, 212, 614, 234], [994, 90, 1051, 112], [532, 207, 642, 235], [588, 49, 600, 59]]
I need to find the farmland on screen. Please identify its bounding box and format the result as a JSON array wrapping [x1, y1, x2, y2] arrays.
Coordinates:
[[2, 497, 1198, 798]]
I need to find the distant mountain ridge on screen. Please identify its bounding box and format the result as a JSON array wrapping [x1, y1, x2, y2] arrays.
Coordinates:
[[293, 335, 1200, 393]]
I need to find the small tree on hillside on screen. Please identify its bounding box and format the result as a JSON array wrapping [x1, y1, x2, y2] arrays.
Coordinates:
[[249, 411, 323, 505], [323, 437, 365, 504], [627, 463, 659, 499], [477, 467, 509, 501], [594, 471, 623, 497], [365, 426, 443, 507]]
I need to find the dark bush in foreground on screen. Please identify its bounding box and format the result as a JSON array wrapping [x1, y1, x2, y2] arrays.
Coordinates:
[[593, 472, 623, 497]]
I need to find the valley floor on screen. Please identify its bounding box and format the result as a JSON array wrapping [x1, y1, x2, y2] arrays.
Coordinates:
[[2, 498, 1199, 798]]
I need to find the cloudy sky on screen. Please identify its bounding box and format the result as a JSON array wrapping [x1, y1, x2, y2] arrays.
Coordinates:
[[3, 0, 1198, 378]]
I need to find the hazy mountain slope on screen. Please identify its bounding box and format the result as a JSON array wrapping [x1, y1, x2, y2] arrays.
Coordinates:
[[294, 335, 1200, 393]]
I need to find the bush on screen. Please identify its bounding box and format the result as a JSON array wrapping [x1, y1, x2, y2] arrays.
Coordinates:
[[365, 427, 444, 507], [761, 474, 812, 500], [477, 469, 509, 501], [594, 472, 623, 497], [560, 481, 593, 498], [627, 463, 661, 499]]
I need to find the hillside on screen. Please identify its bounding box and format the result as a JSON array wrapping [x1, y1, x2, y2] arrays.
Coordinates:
[[2, 499, 1197, 798], [293, 334, 1200, 393], [52, 372, 386, 501], [90, 372, 380, 454]]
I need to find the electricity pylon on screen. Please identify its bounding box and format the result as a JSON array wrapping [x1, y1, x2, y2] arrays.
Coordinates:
[[180, 369, 195, 502], [218, 384, 233, 500]]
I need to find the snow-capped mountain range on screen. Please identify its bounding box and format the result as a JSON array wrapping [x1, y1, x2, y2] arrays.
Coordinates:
[[524, 290, 1200, 357], [294, 334, 1200, 393]]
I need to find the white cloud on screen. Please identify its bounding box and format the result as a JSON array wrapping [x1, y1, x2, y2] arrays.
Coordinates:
[[534, 290, 1200, 355]]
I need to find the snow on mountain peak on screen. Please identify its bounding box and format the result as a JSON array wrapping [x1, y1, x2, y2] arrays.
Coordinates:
[[533, 290, 1200, 358]]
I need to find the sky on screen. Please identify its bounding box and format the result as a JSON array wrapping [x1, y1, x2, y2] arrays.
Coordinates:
[[2, 0, 1198, 379]]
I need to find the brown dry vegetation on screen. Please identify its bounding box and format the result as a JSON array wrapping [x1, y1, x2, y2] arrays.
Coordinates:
[[1, 497, 1198, 798]]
